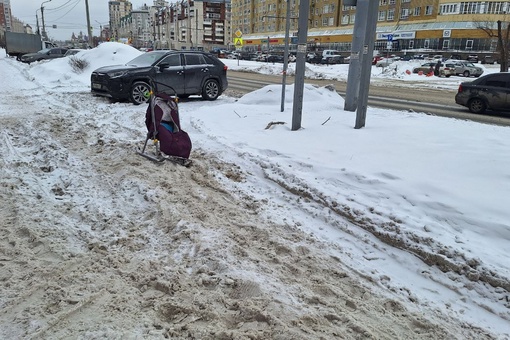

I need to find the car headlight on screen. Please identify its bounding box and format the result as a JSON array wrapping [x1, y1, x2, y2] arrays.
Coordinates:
[[107, 70, 128, 78]]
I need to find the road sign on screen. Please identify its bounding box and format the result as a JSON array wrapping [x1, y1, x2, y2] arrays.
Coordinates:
[[235, 30, 243, 38], [234, 37, 243, 46], [387, 34, 393, 41]]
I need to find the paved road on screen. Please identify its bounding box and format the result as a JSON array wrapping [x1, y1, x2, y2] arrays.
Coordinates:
[[227, 70, 510, 127]]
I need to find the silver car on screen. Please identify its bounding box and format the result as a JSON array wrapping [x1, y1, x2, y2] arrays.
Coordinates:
[[452, 61, 484, 77]]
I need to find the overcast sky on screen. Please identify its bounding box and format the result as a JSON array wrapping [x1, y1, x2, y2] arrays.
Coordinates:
[[10, 0, 149, 41]]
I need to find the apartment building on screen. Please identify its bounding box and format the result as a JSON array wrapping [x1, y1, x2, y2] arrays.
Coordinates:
[[0, 0, 11, 33], [110, 0, 231, 50], [109, 0, 133, 40], [232, 0, 509, 53]]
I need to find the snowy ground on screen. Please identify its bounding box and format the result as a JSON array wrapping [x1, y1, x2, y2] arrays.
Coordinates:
[[0, 44, 509, 339]]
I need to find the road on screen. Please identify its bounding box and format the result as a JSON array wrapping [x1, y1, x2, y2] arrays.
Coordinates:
[[227, 70, 510, 127]]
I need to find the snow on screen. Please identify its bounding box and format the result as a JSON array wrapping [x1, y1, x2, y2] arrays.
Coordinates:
[[1, 42, 509, 339]]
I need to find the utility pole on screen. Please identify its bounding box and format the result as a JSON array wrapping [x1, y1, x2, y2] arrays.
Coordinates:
[[354, 0, 378, 129], [40, 0, 52, 40], [85, 0, 93, 47], [280, 0, 291, 112], [344, 0, 370, 112], [291, 0, 310, 131], [35, 10, 40, 35]]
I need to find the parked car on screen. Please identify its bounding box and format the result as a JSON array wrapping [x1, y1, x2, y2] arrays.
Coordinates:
[[255, 54, 268, 62], [451, 61, 483, 77], [20, 47, 68, 63], [375, 57, 397, 67], [481, 55, 497, 64], [64, 48, 86, 57], [412, 62, 455, 77], [307, 53, 324, 64], [240, 52, 258, 61], [466, 54, 479, 62], [266, 54, 284, 63], [372, 55, 384, 65], [455, 72, 510, 114], [90, 50, 228, 105], [322, 55, 344, 64]]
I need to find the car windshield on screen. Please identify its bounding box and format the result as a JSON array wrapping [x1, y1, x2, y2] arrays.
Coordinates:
[[465, 63, 475, 67], [37, 48, 51, 54], [126, 51, 169, 66]]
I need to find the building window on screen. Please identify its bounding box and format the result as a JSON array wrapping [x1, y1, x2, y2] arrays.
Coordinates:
[[328, 17, 334, 26], [389, 0, 396, 4], [379, 0, 387, 5], [350, 14, 356, 23], [443, 39, 450, 49], [409, 40, 414, 49], [486, 1, 505, 14], [378, 10, 386, 21], [413, 7, 421, 16], [425, 5, 433, 15], [439, 4, 459, 14], [387, 9, 395, 21], [460, 2, 481, 14], [424, 39, 430, 48], [400, 8, 409, 19], [341, 14, 349, 24], [401, 0, 410, 2], [466, 39, 473, 50]]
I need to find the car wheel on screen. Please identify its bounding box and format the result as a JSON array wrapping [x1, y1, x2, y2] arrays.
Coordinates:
[[130, 81, 152, 105], [202, 79, 220, 100], [468, 98, 487, 114], [463, 70, 470, 77]]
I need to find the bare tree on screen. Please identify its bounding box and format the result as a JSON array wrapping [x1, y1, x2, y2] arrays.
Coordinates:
[[476, 19, 509, 72]]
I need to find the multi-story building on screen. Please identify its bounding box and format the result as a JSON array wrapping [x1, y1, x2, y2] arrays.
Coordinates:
[[0, 0, 12, 33], [109, 0, 133, 41], [113, 0, 232, 50], [232, 0, 509, 54]]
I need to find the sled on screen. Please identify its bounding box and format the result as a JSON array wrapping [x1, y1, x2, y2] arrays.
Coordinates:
[[137, 82, 193, 167]]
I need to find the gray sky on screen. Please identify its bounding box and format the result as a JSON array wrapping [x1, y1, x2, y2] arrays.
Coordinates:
[[10, 0, 148, 41]]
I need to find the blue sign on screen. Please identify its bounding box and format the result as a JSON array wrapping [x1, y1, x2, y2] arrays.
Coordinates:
[[387, 34, 393, 41]]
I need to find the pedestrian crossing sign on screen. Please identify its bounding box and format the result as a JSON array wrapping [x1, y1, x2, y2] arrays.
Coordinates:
[[234, 37, 243, 46]]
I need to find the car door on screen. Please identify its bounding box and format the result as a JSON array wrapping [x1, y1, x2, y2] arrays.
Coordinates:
[[48, 48, 64, 60], [182, 53, 210, 94], [153, 53, 185, 95], [480, 74, 510, 111]]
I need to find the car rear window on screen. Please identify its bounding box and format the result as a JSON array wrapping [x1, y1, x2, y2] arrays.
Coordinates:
[[482, 74, 510, 88], [184, 54, 207, 66]]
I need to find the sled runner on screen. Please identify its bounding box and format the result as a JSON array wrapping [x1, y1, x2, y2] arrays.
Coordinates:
[[137, 83, 192, 167]]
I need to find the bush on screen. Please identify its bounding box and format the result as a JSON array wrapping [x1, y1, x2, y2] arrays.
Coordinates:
[[68, 56, 89, 73]]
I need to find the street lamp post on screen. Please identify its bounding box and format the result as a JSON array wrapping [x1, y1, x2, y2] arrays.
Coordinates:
[[40, 0, 52, 40]]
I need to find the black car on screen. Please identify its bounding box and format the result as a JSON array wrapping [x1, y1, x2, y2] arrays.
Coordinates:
[[266, 54, 284, 63], [91, 50, 228, 105], [20, 47, 68, 64], [455, 72, 510, 114]]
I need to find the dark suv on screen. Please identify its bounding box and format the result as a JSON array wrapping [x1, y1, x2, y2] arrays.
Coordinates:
[[91, 50, 228, 105], [455, 72, 510, 114]]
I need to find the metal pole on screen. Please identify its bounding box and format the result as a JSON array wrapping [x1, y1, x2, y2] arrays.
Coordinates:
[[291, 0, 310, 131], [36, 11, 40, 35], [40, 0, 52, 40], [355, 0, 379, 129], [85, 0, 93, 47], [280, 0, 291, 112], [344, 0, 370, 112]]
